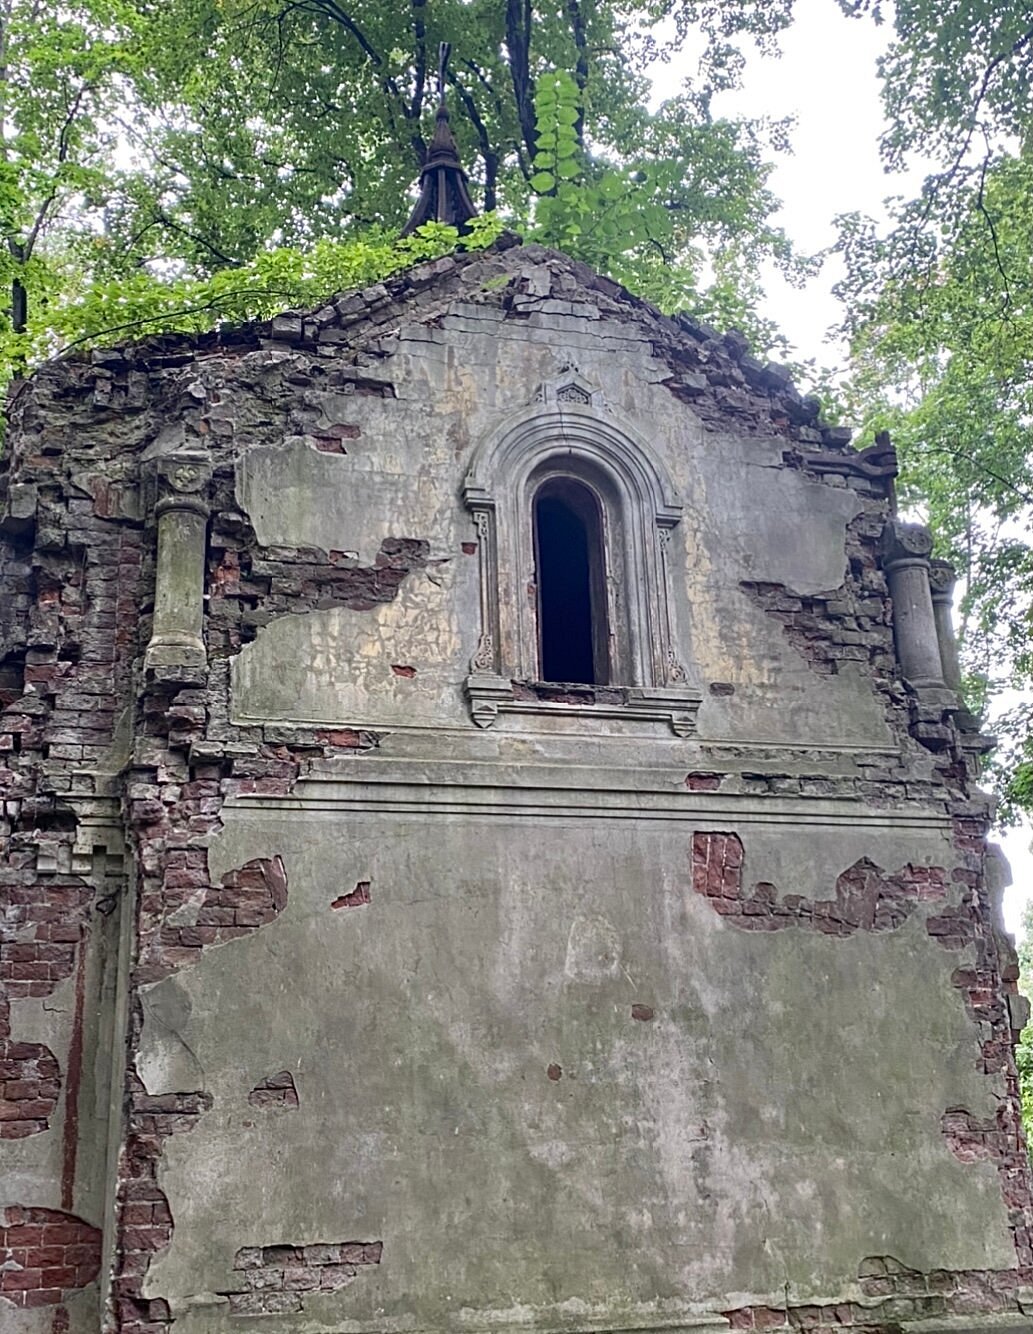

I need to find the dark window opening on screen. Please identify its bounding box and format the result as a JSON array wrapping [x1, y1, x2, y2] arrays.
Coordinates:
[[534, 479, 609, 684]]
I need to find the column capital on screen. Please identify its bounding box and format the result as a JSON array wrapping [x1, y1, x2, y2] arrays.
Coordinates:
[[928, 557, 957, 604], [881, 519, 933, 571], [149, 452, 213, 514]]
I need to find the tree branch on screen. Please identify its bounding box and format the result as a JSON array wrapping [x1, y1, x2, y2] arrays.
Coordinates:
[[410, 0, 426, 121], [916, 443, 1033, 508], [463, 58, 506, 121], [59, 286, 308, 352], [23, 81, 92, 260], [448, 72, 498, 210], [916, 24, 1033, 229], [564, 0, 589, 147], [505, 0, 536, 164], [974, 138, 1012, 315], [300, 0, 425, 163], [303, 0, 383, 70], [150, 211, 245, 269]]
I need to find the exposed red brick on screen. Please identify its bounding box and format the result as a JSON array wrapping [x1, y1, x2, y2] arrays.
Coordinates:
[[546, 1064, 562, 1081], [926, 810, 1033, 1270], [135, 853, 288, 984], [941, 1107, 1003, 1162], [113, 628, 389, 1326], [4, 241, 1031, 1333], [0, 1206, 100, 1309], [685, 772, 723, 791], [331, 881, 371, 910], [313, 728, 378, 749], [220, 1238, 381, 1316], [207, 533, 430, 627], [0, 498, 140, 1186], [0, 872, 96, 1140], [631, 1004, 655, 1022], [0, 1038, 60, 1137], [691, 833, 946, 936], [692, 805, 1033, 1281], [248, 1071, 300, 1110], [112, 1076, 211, 1333], [390, 663, 417, 678]]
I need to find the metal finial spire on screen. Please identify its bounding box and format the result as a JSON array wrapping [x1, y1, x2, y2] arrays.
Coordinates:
[[438, 41, 450, 106], [401, 42, 479, 236]]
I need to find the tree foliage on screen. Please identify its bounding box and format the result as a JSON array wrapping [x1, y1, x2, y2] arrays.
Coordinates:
[[834, 1, 1033, 818], [0, 0, 805, 373], [104, 0, 797, 262]]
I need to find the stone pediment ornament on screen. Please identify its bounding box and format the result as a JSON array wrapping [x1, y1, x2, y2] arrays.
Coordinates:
[[533, 363, 605, 410]]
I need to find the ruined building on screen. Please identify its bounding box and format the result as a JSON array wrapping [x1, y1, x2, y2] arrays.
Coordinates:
[[2, 222, 1033, 1332]]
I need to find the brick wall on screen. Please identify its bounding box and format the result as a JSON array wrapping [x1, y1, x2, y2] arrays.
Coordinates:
[[2, 237, 1031, 1329]]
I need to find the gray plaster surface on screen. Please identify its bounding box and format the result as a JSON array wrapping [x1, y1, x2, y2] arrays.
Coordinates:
[[2, 974, 76, 1211], [139, 804, 1011, 1333], [232, 305, 885, 747], [232, 565, 479, 732]]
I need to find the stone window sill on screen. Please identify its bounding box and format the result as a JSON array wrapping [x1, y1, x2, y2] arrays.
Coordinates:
[[465, 673, 702, 735]]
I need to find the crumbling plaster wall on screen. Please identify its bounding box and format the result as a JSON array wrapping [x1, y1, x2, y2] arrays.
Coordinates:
[[1, 236, 1030, 1334], [0, 346, 150, 1330], [138, 807, 1011, 1334], [229, 287, 887, 745]]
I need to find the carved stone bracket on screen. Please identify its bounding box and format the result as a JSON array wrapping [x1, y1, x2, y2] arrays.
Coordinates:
[[795, 438, 898, 483], [144, 452, 213, 681], [465, 676, 703, 737], [67, 797, 126, 912], [627, 686, 703, 736], [959, 728, 997, 780], [464, 674, 514, 729]]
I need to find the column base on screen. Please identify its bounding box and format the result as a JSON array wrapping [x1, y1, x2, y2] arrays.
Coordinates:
[[144, 638, 208, 684]]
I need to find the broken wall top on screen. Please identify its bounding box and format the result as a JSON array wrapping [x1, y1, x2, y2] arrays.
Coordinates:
[[4, 234, 885, 478]]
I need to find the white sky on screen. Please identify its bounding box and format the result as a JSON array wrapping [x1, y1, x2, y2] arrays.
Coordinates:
[[650, 0, 1032, 936]]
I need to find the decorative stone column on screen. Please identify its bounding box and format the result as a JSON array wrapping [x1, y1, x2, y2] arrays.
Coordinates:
[[929, 556, 988, 740], [880, 520, 945, 688], [928, 559, 964, 693], [145, 454, 212, 679]]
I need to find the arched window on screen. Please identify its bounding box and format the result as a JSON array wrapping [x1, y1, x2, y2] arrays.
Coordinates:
[[462, 398, 702, 734], [533, 477, 609, 685]]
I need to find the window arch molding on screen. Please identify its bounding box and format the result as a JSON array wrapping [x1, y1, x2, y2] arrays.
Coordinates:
[[462, 405, 701, 733]]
